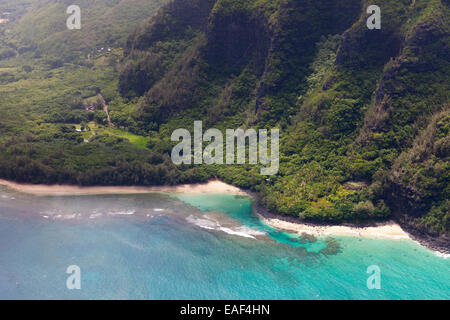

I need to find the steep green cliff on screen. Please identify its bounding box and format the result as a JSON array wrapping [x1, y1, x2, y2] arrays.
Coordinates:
[[0, 0, 448, 245], [119, 0, 449, 242]]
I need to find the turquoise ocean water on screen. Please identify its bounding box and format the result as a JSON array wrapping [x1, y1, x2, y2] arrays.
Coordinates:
[[0, 186, 448, 299]]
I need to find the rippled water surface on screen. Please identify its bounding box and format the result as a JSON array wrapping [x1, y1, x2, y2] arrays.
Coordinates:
[[0, 187, 448, 299]]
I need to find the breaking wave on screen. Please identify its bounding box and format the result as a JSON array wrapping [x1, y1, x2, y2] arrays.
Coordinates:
[[186, 215, 265, 239]]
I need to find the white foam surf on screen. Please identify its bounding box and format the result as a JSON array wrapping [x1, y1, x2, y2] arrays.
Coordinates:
[[89, 212, 103, 219], [107, 210, 136, 216], [186, 215, 265, 239], [434, 251, 450, 259]]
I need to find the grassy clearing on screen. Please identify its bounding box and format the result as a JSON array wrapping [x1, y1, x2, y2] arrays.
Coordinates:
[[103, 129, 150, 149]]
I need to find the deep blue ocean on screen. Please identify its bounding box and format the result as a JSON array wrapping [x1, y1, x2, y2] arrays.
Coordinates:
[[0, 186, 448, 299]]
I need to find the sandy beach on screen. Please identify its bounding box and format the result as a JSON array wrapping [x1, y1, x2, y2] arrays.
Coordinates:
[[256, 214, 409, 240], [0, 179, 247, 196], [0, 178, 412, 241], [258, 213, 448, 256]]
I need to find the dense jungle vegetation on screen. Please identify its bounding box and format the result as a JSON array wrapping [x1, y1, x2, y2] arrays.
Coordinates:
[[0, 0, 448, 245]]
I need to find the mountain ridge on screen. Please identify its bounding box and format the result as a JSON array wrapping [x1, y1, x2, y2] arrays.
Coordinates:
[[0, 0, 448, 247], [118, 0, 449, 244]]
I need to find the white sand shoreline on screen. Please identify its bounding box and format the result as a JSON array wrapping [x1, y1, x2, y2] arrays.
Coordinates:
[[256, 213, 409, 240], [0, 178, 411, 241], [253, 211, 449, 257], [2, 178, 448, 257], [0, 179, 247, 196], [1, 178, 448, 256]]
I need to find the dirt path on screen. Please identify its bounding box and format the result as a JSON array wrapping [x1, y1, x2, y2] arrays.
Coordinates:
[[98, 93, 113, 127]]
